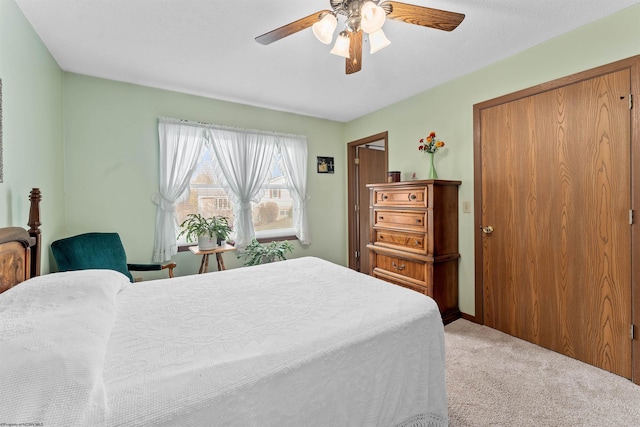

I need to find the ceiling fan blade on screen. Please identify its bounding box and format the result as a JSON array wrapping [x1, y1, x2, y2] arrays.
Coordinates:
[[346, 30, 363, 74], [381, 1, 465, 32], [255, 10, 332, 45]]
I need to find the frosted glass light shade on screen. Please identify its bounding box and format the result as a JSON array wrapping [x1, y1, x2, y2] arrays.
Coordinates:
[[330, 32, 351, 58], [312, 13, 337, 44], [361, 1, 386, 34], [369, 28, 390, 54]]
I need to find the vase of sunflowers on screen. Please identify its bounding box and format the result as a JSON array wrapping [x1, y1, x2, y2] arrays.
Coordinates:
[[418, 131, 445, 179]]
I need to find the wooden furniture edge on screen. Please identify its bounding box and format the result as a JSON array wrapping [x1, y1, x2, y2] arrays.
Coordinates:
[[28, 188, 42, 277], [366, 179, 462, 189], [0, 188, 42, 293]]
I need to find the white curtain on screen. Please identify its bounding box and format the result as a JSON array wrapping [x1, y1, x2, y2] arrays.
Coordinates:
[[152, 118, 206, 262], [278, 135, 311, 244], [206, 128, 277, 249]]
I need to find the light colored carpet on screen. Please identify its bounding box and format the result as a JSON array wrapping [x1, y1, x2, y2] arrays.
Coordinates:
[[444, 319, 640, 426]]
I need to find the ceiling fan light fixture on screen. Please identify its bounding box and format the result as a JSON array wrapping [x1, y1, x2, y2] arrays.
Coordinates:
[[330, 31, 351, 58], [312, 13, 338, 44], [255, 0, 465, 74], [369, 28, 390, 54], [360, 1, 386, 34]]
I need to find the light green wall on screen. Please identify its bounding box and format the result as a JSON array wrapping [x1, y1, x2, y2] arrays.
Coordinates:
[[344, 4, 640, 316], [62, 73, 346, 278], [0, 0, 65, 273]]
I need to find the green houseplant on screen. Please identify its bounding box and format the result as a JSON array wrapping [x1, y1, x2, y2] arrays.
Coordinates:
[[178, 214, 232, 250], [212, 216, 233, 245], [237, 239, 294, 266]]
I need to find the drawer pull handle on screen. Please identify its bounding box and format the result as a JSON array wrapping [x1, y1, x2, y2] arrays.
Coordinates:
[[416, 219, 421, 224], [392, 262, 406, 271], [379, 216, 384, 220], [415, 240, 421, 246], [382, 194, 388, 200], [409, 194, 417, 200], [379, 235, 384, 239]]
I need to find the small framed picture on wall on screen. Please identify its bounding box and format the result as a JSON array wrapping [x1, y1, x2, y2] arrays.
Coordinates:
[[317, 156, 334, 174]]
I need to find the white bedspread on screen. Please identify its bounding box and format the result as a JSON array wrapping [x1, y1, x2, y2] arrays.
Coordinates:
[[1, 257, 447, 427], [0, 269, 130, 426]]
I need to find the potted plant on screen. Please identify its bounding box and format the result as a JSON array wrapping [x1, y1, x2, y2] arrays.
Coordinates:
[[212, 216, 233, 246], [178, 213, 220, 250], [237, 239, 294, 266]]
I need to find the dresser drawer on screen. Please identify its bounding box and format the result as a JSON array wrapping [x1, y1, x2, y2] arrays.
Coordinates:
[[374, 186, 428, 208], [374, 253, 425, 283], [375, 229, 427, 254], [374, 210, 427, 232], [373, 270, 428, 296]]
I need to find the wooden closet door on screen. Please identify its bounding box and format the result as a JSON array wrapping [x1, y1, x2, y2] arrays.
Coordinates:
[[479, 69, 632, 378]]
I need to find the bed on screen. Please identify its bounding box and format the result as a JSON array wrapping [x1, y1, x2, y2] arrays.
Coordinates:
[[0, 189, 448, 427]]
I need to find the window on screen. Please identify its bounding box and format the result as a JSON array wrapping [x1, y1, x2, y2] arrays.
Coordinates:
[[176, 146, 295, 245], [152, 118, 309, 262], [269, 189, 282, 199]]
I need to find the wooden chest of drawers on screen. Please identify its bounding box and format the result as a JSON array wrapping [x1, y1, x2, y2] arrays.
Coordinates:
[[366, 180, 461, 324]]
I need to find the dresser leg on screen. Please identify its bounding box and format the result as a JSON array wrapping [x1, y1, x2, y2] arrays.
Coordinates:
[[441, 308, 461, 325]]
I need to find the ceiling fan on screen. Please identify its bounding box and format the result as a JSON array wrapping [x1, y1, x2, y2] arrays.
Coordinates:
[[255, 0, 465, 75]]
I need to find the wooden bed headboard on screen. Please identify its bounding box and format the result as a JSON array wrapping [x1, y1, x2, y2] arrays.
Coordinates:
[[0, 188, 42, 293]]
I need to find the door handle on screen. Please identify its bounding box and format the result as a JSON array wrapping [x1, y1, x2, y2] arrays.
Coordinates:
[[481, 225, 494, 234]]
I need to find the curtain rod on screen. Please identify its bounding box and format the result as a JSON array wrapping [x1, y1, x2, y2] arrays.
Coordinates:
[[159, 116, 307, 140]]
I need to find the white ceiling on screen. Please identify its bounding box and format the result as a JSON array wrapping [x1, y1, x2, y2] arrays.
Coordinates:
[[15, 0, 640, 122]]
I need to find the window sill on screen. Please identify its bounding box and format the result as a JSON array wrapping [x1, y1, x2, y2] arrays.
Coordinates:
[[177, 235, 298, 252]]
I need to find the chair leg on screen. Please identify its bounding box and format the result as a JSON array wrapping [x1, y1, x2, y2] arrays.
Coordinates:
[[161, 262, 177, 278]]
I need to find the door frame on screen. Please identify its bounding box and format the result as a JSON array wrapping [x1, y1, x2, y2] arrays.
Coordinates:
[[473, 55, 640, 384], [347, 131, 388, 271]]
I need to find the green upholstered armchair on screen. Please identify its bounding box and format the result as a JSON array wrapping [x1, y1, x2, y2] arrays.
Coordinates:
[[51, 232, 176, 282]]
